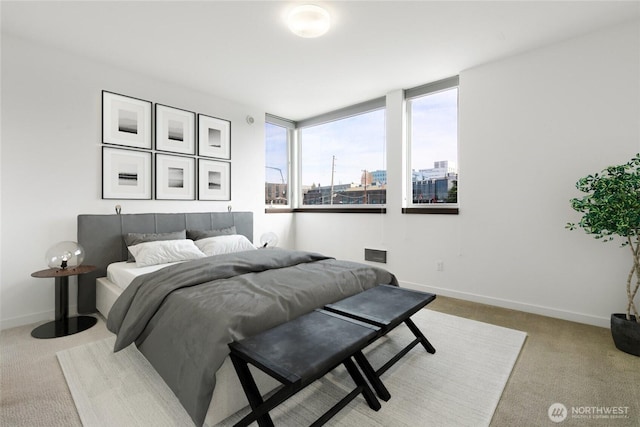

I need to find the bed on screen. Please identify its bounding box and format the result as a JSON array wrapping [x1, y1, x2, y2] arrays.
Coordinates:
[[77, 212, 397, 426]]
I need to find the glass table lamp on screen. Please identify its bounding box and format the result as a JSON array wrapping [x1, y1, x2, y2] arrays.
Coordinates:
[[45, 241, 85, 270], [260, 232, 279, 248]]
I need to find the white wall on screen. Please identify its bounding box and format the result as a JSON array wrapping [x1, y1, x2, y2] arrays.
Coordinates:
[[3, 21, 638, 330], [0, 34, 294, 329], [295, 21, 640, 327]]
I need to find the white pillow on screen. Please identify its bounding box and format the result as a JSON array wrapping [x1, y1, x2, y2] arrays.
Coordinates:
[[194, 234, 257, 256], [128, 239, 206, 267]]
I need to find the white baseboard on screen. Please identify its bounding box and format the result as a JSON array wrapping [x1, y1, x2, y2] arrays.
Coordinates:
[[3, 284, 611, 330], [0, 305, 78, 331], [400, 280, 611, 329]]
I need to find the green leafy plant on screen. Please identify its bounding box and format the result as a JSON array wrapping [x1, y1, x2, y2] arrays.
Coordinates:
[[567, 154, 640, 323]]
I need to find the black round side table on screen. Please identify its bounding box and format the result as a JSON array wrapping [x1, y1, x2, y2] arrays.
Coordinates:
[[30, 265, 98, 339]]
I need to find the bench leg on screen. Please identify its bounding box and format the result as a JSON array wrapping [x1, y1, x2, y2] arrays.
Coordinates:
[[373, 317, 437, 378], [405, 318, 436, 354], [353, 351, 391, 401], [343, 357, 381, 411], [231, 353, 379, 427], [230, 354, 275, 427]]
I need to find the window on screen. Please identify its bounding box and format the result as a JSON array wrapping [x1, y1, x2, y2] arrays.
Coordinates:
[[298, 99, 386, 207], [406, 77, 459, 211], [265, 115, 293, 207]]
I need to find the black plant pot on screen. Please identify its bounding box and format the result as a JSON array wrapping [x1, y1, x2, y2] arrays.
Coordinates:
[[611, 314, 640, 357]]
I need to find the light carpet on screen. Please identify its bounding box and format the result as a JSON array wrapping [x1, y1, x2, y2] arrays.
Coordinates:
[[57, 310, 526, 427]]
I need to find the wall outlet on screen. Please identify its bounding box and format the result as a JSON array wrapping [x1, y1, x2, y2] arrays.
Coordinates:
[[436, 260, 444, 272]]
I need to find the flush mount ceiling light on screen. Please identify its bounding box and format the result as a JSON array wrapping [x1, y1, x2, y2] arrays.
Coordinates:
[[287, 4, 331, 38]]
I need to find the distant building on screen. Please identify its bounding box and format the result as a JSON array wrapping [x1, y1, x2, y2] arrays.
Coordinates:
[[412, 160, 458, 203], [335, 183, 386, 204], [412, 178, 455, 203], [303, 183, 355, 205], [413, 160, 457, 181], [265, 182, 288, 205], [361, 170, 373, 186], [299, 161, 457, 205], [370, 170, 387, 185], [302, 182, 386, 205]]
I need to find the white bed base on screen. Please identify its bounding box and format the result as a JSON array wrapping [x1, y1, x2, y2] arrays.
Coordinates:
[[96, 277, 280, 426]]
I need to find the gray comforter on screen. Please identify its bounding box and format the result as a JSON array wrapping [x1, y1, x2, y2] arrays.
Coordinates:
[[107, 248, 396, 426]]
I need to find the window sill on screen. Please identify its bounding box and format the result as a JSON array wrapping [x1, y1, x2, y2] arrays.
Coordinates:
[[402, 207, 459, 215], [266, 207, 456, 214], [265, 208, 294, 214], [294, 207, 386, 214]]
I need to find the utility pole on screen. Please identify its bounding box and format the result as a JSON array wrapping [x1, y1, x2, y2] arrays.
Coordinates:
[[362, 169, 368, 204], [330, 155, 336, 205]]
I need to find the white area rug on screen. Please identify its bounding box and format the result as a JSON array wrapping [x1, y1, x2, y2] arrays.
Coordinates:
[[57, 310, 526, 426]]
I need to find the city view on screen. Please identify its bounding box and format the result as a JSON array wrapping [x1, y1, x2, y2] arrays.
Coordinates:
[[298, 160, 458, 205], [266, 159, 458, 206], [266, 87, 458, 206]]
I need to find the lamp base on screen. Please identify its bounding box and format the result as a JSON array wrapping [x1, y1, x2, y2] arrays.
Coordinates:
[[31, 315, 97, 339]]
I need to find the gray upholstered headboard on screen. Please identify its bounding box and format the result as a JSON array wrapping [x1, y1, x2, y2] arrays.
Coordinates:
[[77, 211, 253, 313]]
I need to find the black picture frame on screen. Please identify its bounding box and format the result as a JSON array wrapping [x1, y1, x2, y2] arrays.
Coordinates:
[[198, 158, 231, 201], [155, 153, 196, 200], [155, 104, 196, 155], [198, 113, 231, 159], [102, 91, 152, 149], [102, 146, 152, 200]]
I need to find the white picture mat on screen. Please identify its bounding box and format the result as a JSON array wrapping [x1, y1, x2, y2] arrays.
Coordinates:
[[156, 154, 195, 200], [103, 92, 151, 149], [198, 159, 230, 200], [156, 105, 195, 154], [198, 114, 231, 159], [102, 147, 151, 199]]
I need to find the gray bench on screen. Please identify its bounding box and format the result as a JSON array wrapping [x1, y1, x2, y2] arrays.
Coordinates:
[[228, 309, 383, 427], [324, 285, 437, 400]]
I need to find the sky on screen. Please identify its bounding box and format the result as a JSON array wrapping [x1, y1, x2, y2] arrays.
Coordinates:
[[265, 123, 288, 184], [265, 87, 458, 187], [300, 109, 386, 187], [409, 88, 458, 172]]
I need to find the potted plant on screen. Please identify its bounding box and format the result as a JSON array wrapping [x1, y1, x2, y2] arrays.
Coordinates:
[[567, 154, 640, 357]]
